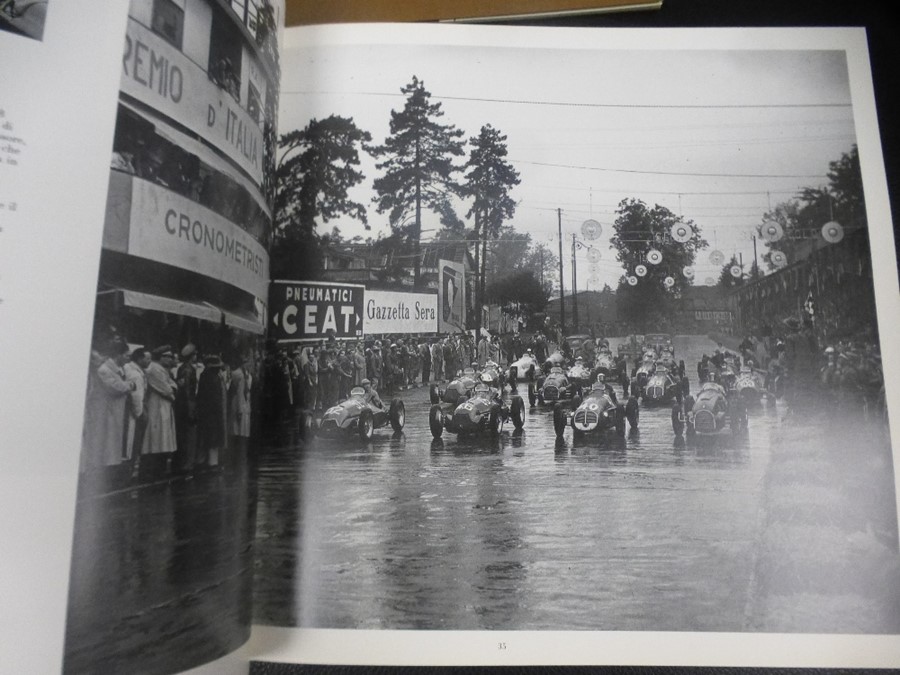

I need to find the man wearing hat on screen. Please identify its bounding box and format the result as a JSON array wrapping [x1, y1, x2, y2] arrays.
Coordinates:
[[197, 354, 227, 472], [141, 345, 178, 480], [174, 343, 199, 473], [370, 343, 383, 391]]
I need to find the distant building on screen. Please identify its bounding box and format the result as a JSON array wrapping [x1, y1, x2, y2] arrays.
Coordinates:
[[546, 289, 618, 334], [674, 286, 733, 334]]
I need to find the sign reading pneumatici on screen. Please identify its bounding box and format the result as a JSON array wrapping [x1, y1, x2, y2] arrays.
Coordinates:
[[269, 280, 364, 342]]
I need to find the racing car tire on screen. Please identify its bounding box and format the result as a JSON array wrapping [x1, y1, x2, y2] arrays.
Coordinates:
[[429, 384, 440, 405], [429, 404, 444, 439], [615, 404, 627, 436], [528, 383, 537, 407], [730, 400, 748, 435], [389, 398, 405, 431], [625, 397, 639, 430], [572, 394, 583, 410], [511, 396, 525, 429], [553, 404, 567, 438], [358, 408, 374, 441], [671, 403, 684, 436], [489, 405, 502, 437], [681, 376, 690, 397]]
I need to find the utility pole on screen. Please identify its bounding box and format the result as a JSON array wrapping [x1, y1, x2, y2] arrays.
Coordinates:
[[572, 234, 579, 331], [558, 208, 565, 331], [752, 235, 759, 280]]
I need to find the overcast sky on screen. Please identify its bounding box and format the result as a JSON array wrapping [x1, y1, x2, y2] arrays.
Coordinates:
[[277, 25, 858, 291]]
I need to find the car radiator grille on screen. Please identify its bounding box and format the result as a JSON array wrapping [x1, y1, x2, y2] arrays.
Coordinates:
[[574, 410, 599, 426], [649, 386, 663, 399], [319, 419, 339, 431], [694, 410, 716, 433], [543, 386, 559, 401]]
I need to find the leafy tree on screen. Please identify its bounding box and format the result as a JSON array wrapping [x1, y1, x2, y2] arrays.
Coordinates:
[[718, 254, 745, 289], [462, 124, 521, 331], [758, 145, 864, 271], [271, 115, 371, 279], [371, 76, 466, 287], [610, 199, 707, 328]]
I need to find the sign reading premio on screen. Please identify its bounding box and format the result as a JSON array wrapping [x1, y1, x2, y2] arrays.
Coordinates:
[[269, 280, 364, 342], [365, 290, 437, 334], [121, 19, 264, 186]]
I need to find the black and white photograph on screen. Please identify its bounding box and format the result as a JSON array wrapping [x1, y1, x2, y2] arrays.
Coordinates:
[[15, 8, 893, 675], [0, 0, 48, 41], [248, 24, 900, 652]]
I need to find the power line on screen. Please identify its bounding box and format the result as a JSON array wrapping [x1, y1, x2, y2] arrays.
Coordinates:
[[510, 158, 826, 179], [282, 89, 851, 111]]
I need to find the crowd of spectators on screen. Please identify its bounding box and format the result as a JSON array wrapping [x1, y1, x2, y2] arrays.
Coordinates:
[[79, 335, 258, 493]]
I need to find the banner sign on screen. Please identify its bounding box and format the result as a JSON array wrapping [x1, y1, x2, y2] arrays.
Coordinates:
[[365, 290, 437, 334], [694, 310, 733, 322], [269, 280, 365, 342], [127, 177, 269, 299], [121, 19, 264, 186], [438, 259, 466, 333]]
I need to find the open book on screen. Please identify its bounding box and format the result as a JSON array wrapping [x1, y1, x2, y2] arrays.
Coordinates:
[[3, 2, 900, 674]]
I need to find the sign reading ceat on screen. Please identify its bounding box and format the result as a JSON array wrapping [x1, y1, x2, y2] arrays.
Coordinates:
[[269, 280, 364, 342]]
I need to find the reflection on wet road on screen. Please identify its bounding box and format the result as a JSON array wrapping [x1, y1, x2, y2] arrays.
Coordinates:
[[253, 336, 787, 630]]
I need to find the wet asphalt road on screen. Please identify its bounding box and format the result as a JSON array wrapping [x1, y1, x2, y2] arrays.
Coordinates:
[[61, 335, 897, 675], [253, 336, 787, 630]]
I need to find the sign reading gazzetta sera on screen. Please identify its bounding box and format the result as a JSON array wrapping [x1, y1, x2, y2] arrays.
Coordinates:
[[365, 290, 437, 334], [269, 280, 364, 342]]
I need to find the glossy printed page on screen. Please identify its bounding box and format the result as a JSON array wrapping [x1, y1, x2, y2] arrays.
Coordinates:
[[248, 22, 900, 669], [56, 1, 283, 674]]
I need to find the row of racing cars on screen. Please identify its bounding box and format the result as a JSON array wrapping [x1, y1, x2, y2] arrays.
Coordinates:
[[303, 339, 773, 444]]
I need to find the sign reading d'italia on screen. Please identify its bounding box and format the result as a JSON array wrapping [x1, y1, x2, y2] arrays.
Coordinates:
[[365, 290, 437, 334], [269, 280, 364, 342]]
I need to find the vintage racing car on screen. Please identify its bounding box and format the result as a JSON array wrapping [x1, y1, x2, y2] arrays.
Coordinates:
[[631, 356, 657, 397], [617, 334, 645, 360], [529, 366, 580, 406], [507, 351, 539, 385], [641, 364, 689, 406], [430, 367, 478, 406], [553, 382, 639, 438], [644, 333, 674, 356], [478, 360, 507, 389], [735, 364, 766, 405], [566, 357, 593, 391], [671, 380, 748, 438], [317, 387, 406, 441], [429, 383, 525, 438]]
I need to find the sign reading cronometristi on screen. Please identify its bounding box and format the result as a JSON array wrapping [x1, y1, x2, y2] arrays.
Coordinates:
[[269, 280, 364, 342], [365, 290, 437, 334]]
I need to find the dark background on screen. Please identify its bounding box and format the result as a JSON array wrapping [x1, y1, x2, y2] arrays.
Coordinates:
[[254, 2, 899, 673]]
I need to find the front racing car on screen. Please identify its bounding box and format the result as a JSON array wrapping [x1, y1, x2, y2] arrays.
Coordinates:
[[430, 383, 525, 438], [553, 382, 638, 439]]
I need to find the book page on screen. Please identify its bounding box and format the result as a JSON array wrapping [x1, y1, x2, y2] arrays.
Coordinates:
[[0, 2, 129, 673], [25, 1, 284, 674], [248, 22, 900, 668]]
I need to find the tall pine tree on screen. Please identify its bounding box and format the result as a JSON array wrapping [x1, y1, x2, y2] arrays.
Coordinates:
[[371, 76, 465, 287]]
